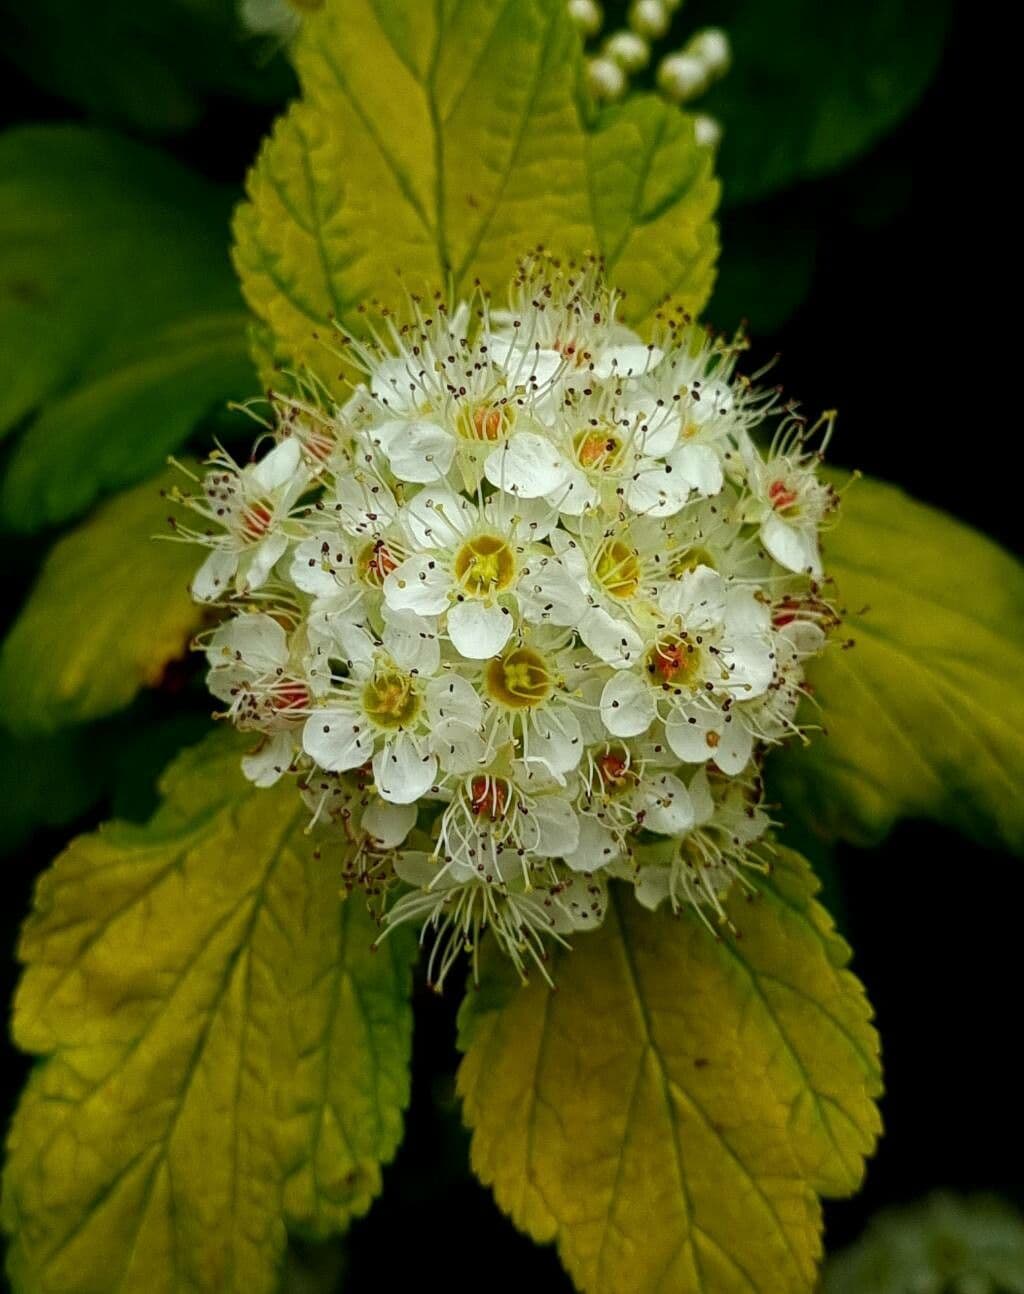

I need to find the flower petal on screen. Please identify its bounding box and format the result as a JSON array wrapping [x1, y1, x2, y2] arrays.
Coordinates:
[[373, 733, 437, 804], [402, 486, 475, 550], [551, 873, 608, 932], [530, 796, 580, 858], [290, 533, 346, 595], [207, 612, 288, 675], [525, 708, 583, 778], [635, 865, 670, 911], [382, 606, 440, 674], [241, 732, 294, 788], [484, 432, 571, 499], [712, 717, 754, 775], [517, 557, 588, 626], [563, 813, 622, 873], [250, 437, 301, 493], [671, 442, 724, 496], [762, 513, 822, 576], [362, 798, 417, 848], [383, 555, 452, 615], [303, 708, 373, 772], [375, 418, 456, 484], [600, 671, 656, 737], [665, 710, 717, 764], [623, 464, 690, 518], [641, 772, 695, 835], [192, 548, 238, 602], [579, 607, 644, 669], [447, 599, 513, 659], [244, 531, 289, 590], [659, 564, 725, 626], [426, 674, 483, 729]]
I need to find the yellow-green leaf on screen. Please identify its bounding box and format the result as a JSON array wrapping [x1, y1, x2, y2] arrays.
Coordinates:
[[0, 466, 202, 735], [233, 0, 719, 389], [1, 732, 415, 1294], [457, 851, 881, 1294], [770, 474, 1024, 852]]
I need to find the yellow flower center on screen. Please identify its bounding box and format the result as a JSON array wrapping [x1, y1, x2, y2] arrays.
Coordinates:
[[669, 546, 715, 577], [594, 538, 641, 599], [485, 646, 552, 709], [454, 533, 517, 597], [362, 669, 420, 729]]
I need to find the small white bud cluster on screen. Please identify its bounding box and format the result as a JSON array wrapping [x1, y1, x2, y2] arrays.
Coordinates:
[[571, 0, 727, 146], [177, 257, 838, 987]]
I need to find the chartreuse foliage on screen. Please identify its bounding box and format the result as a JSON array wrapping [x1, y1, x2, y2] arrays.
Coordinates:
[[0, 466, 204, 735], [0, 126, 253, 531], [458, 852, 881, 1294], [771, 474, 1024, 853], [1, 733, 415, 1294], [233, 0, 719, 391]]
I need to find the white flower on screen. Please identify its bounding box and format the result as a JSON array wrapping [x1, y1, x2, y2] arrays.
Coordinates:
[[301, 626, 437, 804], [383, 487, 581, 659], [384, 849, 566, 989], [188, 439, 310, 600], [740, 417, 838, 576], [185, 254, 837, 978], [634, 767, 771, 922], [565, 738, 696, 871]]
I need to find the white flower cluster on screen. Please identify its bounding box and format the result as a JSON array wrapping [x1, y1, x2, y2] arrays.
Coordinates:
[[178, 258, 838, 987]]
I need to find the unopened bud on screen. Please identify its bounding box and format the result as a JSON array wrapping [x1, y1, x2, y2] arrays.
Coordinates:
[[587, 55, 627, 102], [568, 0, 603, 39], [657, 52, 707, 103], [604, 30, 651, 73], [629, 0, 670, 40]]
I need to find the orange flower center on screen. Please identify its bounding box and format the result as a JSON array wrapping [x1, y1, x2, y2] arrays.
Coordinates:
[[469, 777, 508, 820], [241, 500, 273, 541], [769, 479, 798, 511], [273, 681, 311, 712]]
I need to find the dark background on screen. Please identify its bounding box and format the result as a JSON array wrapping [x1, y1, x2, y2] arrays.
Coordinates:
[[1, 1, 1020, 1289]]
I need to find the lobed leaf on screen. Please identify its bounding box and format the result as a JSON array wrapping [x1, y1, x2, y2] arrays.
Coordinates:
[[457, 850, 882, 1294], [233, 0, 719, 390], [1, 732, 415, 1294]]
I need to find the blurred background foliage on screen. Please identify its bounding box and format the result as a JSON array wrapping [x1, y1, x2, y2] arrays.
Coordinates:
[[0, 1, 1019, 1290]]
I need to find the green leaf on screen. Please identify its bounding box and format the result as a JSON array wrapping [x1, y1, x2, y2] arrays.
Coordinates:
[[0, 0, 295, 135], [233, 0, 719, 389], [686, 0, 952, 206], [457, 850, 882, 1294], [824, 1193, 1024, 1294], [0, 465, 204, 735], [769, 474, 1024, 853], [0, 730, 110, 858], [0, 126, 254, 530], [1, 732, 415, 1294]]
